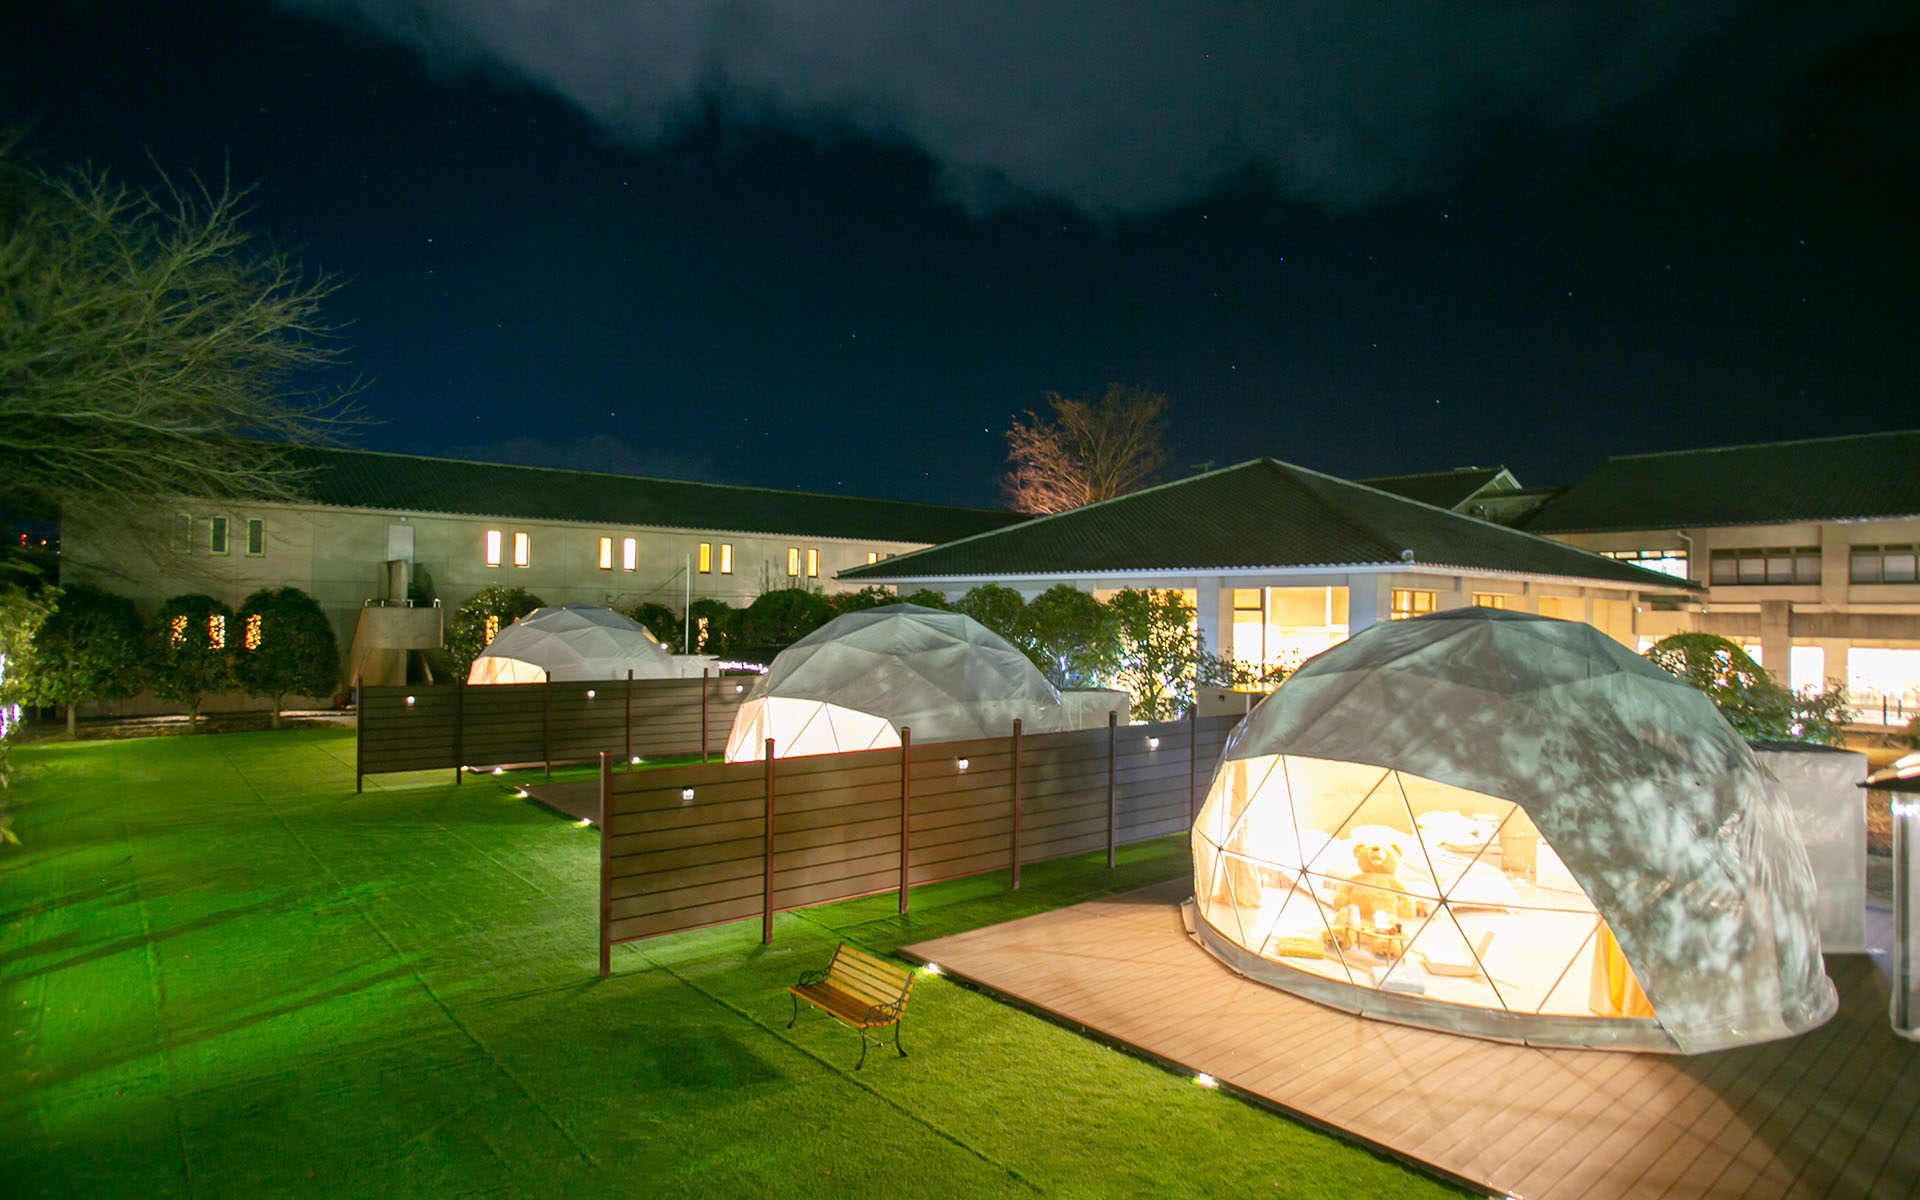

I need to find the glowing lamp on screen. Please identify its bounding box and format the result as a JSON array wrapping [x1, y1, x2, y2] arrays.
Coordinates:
[[924, 963, 943, 976], [577, 818, 592, 827], [586, 689, 596, 699], [956, 758, 969, 771], [1147, 736, 1160, 750], [404, 695, 415, 706], [681, 787, 695, 801], [491, 767, 504, 775], [1195, 1073, 1218, 1088]]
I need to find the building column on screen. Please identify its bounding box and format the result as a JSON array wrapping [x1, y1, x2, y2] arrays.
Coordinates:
[[1348, 576, 1383, 634], [1759, 600, 1792, 677], [1193, 578, 1226, 660]]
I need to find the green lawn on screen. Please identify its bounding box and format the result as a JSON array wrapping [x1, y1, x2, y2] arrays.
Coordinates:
[[1, 729, 1462, 1199]]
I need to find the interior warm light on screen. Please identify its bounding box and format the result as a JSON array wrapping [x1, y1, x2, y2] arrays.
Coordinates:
[[1195, 1073, 1218, 1088]]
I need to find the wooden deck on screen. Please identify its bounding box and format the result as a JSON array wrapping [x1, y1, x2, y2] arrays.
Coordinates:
[[902, 880, 1920, 1200]]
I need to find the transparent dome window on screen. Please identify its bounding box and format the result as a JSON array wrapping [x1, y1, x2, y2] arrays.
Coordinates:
[[1194, 755, 1654, 1023]]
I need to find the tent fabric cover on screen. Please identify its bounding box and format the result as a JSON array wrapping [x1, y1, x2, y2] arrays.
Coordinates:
[[1199, 607, 1835, 1054], [725, 603, 1065, 760], [467, 604, 675, 684], [1749, 743, 1869, 954]]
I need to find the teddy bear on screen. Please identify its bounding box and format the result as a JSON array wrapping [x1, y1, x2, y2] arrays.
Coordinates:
[[1331, 841, 1427, 926]]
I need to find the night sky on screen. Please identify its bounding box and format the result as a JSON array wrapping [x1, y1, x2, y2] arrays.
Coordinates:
[[5, 1, 1915, 509]]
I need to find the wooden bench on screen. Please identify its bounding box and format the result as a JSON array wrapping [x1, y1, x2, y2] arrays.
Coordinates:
[[786, 943, 915, 1069]]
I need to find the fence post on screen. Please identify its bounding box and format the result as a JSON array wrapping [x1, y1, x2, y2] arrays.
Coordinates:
[[701, 667, 711, 763], [1188, 704, 1199, 824], [453, 678, 465, 786], [625, 669, 634, 770], [1010, 719, 1023, 890], [899, 726, 913, 914], [598, 752, 612, 978], [353, 674, 364, 794], [763, 738, 776, 944], [543, 678, 554, 780], [1107, 709, 1118, 869]]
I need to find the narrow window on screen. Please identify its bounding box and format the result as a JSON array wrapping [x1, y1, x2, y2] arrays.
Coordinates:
[[513, 531, 530, 567], [622, 537, 637, 571], [598, 537, 613, 570], [207, 613, 226, 650], [1390, 589, 1436, 619], [485, 530, 502, 567], [245, 518, 265, 557], [866, 551, 878, 564], [1473, 593, 1507, 609], [484, 615, 500, 646], [720, 544, 732, 574], [698, 543, 712, 574], [244, 613, 262, 650], [806, 548, 819, 578], [209, 516, 230, 555], [787, 547, 800, 577], [169, 614, 189, 646]]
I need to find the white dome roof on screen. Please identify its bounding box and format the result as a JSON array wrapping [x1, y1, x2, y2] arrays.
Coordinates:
[[726, 603, 1065, 760], [468, 604, 675, 684]]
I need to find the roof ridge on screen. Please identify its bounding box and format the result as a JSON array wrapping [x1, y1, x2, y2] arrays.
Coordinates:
[[289, 442, 1020, 516], [1597, 428, 1919, 464], [1360, 466, 1503, 482]]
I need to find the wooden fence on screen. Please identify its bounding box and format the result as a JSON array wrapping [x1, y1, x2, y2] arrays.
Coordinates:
[[353, 674, 753, 789], [594, 711, 1238, 973]]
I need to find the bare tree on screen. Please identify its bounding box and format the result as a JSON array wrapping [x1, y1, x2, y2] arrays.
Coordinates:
[[0, 136, 357, 529], [1003, 383, 1168, 514]]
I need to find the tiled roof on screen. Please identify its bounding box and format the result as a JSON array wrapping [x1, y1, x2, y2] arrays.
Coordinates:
[[1523, 430, 1920, 534], [1359, 466, 1511, 510], [263, 445, 1028, 544], [839, 459, 1696, 589]]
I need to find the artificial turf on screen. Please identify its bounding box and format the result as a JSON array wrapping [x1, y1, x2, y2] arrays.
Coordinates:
[[1, 729, 1464, 1198]]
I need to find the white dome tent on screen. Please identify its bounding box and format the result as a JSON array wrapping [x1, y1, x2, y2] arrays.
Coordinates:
[[1190, 607, 1836, 1054], [724, 604, 1067, 761], [467, 604, 677, 684]]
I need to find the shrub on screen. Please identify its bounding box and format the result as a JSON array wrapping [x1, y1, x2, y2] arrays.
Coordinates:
[[1643, 633, 1848, 745], [1020, 585, 1119, 690], [625, 601, 681, 651], [27, 583, 146, 737], [149, 593, 236, 730], [234, 587, 339, 728], [445, 586, 545, 680]]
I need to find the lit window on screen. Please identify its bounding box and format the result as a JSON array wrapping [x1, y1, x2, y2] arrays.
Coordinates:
[[245, 518, 265, 557], [720, 544, 732, 574], [485, 530, 502, 567], [788, 548, 800, 577], [699, 543, 712, 574], [169, 615, 189, 647], [867, 551, 878, 564], [1472, 593, 1507, 609], [513, 532, 530, 568], [598, 537, 613, 569], [1600, 549, 1689, 579], [207, 613, 226, 650], [484, 615, 500, 646], [244, 613, 262, 650], [623, 538, 637, 571], [807, 548, 819, 578], [209, 516, 230, 555], [1390, 589, 1436, 619]]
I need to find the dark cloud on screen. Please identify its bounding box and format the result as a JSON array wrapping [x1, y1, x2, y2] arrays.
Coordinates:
[[283, 1, 1902, 214]]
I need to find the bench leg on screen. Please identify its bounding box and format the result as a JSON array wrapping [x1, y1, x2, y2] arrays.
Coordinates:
[[894, 1016, 906, 1059], [787, 994, 800, 1030], [855, 1029, 870, 1071]]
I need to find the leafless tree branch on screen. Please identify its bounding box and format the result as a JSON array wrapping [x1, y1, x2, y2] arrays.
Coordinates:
[[1003, 383, 1168, 514]]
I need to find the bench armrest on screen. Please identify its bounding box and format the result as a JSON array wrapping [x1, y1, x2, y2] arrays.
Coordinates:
[[864, 1000, 904, 1025], [795, 968, 830, 987]]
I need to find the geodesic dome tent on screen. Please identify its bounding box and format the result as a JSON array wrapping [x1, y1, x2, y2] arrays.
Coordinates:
[[724, 603, 1066, 761], [1190, 607, 1836, 1054], [467, 604, 676, 684]]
